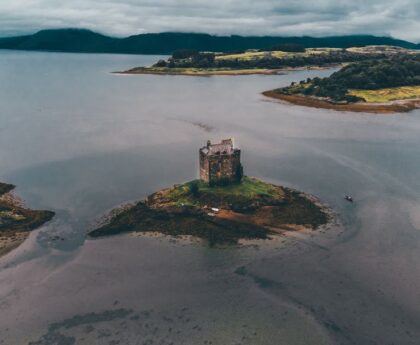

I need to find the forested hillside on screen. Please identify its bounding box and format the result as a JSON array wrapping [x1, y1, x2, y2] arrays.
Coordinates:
[[0, 28, 418, 54]]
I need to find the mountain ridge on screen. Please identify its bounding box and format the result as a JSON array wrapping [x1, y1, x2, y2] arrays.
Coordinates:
[[0, 28, 418, 55]]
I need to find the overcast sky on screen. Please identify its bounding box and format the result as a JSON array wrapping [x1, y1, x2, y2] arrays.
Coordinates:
[[0, 0, 419, 42]]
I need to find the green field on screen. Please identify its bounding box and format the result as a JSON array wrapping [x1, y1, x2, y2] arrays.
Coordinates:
[[215, 48, 342, 61], [163, 176, 284, 208], [348, 86, 420, 103], [346, 46, 419, 55], [215, 46, 409, 62]]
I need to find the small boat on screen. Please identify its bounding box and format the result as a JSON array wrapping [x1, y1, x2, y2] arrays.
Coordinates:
[[344, 195, 353, 202]]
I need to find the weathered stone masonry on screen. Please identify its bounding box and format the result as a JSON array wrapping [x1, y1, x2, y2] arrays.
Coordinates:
[[199, 139, 243, 186]]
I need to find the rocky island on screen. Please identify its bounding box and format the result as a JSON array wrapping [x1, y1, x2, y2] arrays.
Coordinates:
[[0, 182, 55, 257], [90, 139, 328, 245], [264, 54, 420, 113], [118, 45, 416, 77]]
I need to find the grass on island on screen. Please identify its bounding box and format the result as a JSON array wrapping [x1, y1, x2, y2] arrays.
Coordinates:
[[348, 86, 420, 103], [160, 177, 284, 209], [90, 177, 328, 245]]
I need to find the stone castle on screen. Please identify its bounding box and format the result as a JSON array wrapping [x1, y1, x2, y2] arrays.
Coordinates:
[[199, 139, 243, 186]]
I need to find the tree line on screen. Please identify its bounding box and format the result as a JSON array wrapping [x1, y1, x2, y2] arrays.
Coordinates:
[[153, 49, 394, 70]]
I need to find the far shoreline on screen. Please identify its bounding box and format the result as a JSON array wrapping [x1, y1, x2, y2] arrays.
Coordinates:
[[262, 90, 420, 114], [114, 65, 339, 77]]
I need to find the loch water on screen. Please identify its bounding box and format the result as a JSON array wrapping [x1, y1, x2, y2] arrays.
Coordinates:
[[1, 51, 420, 345]]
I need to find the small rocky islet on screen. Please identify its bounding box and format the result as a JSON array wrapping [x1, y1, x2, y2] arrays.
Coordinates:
[[90, 139, 329, 245], [0, 182, 55, 257]]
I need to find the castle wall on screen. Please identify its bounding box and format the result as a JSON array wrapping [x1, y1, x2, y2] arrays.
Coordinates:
[[199, 150, 210, 182], [204, 149, 242, 185], [199, 139, 243, 186]]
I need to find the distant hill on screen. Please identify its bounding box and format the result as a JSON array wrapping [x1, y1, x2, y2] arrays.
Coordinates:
[[0, 28, 418, 54], [0, 29, 113, 53]]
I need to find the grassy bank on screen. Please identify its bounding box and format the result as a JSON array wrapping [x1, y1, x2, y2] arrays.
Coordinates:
[[90, 177, 328, 245], [348, 86, 420, 103], [263, 90, 419, 113]]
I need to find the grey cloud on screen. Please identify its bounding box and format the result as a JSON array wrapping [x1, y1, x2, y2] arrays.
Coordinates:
[[0, 0, 419, 42]]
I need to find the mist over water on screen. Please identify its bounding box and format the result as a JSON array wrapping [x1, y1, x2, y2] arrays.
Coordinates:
[[1, 51, 420, 344]]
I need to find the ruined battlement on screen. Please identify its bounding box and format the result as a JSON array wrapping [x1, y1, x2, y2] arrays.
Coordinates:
[[199, 139, 243, 186]]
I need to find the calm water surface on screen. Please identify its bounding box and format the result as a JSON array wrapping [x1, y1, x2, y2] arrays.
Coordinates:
[[1, 51, 420, 345]]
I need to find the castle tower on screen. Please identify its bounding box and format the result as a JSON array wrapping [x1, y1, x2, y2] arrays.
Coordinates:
[[199, 138, 243, 186]]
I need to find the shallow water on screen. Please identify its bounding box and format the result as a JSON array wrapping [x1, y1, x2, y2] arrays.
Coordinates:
[[1, 51, 420, 345]]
